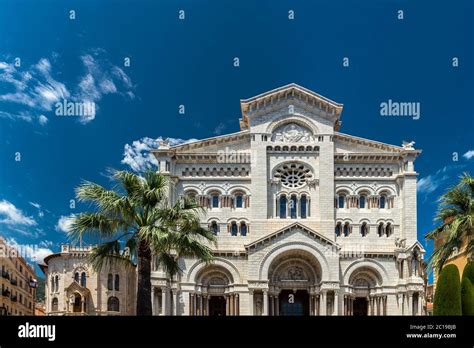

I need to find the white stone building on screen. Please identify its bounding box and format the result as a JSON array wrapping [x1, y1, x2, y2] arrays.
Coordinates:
[[40, 245, 136, 315], [150, 84, 426, 316]]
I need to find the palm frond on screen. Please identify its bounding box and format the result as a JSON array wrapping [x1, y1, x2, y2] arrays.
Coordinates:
[[112, 170, 144, 203], [68, 212, 126, 242], [88, 240, 134, 272]]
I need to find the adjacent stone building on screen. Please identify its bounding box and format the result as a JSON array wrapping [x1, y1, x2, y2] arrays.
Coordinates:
[[40, 245, 136, 315], [150, 84, 426, 316], [0, 236, 37, 316]]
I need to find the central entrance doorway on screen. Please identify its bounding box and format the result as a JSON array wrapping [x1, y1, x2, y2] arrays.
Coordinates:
[[279, 290, 310, 316], [353, 297, 368, 316], [209, 296, 226, 316]]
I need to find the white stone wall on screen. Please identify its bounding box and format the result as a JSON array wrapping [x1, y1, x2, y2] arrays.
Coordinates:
[[44, 247, 136, 316], [151, 88, 425, 316]]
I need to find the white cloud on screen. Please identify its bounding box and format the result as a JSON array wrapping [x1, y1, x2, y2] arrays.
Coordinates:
[[417, 165, 466, 195], [121, 136, 197, 172], [463, 150, 474, 160], [55, 215, 74, 233], [76, 53, 134, 103], [0, 200, 37, 226], [38, 114, 48, 125], [6, 237, 53, 263], [0, 50, 135, 125], [29, 201, 45, 218]]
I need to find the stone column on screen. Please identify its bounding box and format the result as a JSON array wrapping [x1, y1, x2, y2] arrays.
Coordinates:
[[273, 194, 277, 217], [193, 293, 197, 316], [263, 290, 268, 316], [172, 290, 178, 316], [161, 288, 167, 315], [236, 294, 239, 316], [200, 295, 204, 316], [249, 290, 254, 315], [418, 293, 423, 316], [275, 295, 280, 316], [316, 295, 320, 315], [320, 291, 327, 316], [226, 295, 230, 316], [334, 291, 339, 315], [407, 293, 413, 316], [310, 295, 313, 316]]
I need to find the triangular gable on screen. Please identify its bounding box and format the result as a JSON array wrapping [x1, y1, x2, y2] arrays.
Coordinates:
[[245, 222, 339, 251], [153, 130, 250, 155], [334, 132, 405, 153], [65, 281, 90, 296], [407, 240, 426, 254], [239, 83, 344, 130]]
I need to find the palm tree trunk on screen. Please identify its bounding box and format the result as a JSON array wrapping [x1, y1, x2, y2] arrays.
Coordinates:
[[136, 239, 152, 315]]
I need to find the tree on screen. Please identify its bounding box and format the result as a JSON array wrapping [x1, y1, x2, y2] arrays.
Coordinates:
[[461, 262, 474, 315], [461, 277, 474, 316], [427, 173, 474, 271], [462, 262, 474, 284], [433, 264, 461, 316], [69, 170, 216, 315]]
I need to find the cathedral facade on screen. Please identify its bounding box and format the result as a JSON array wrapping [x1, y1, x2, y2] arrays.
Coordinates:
[[151, 83, 425, 316]]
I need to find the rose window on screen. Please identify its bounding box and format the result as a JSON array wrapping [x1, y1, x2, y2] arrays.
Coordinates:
[[274, 163, 313, 188]]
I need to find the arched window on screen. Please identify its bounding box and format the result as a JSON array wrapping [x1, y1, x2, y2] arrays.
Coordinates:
[[51, 297, 58, 312], [107, 273, 113, 290], [230, 222, 238, 236], [290, 195, 297, 219], [80, 272, 86, 287], [185, 190, 198, 202], [51, 276, 54, 291], [300, 195, 307, 219], [359, 195, 366, 209], [107, 296, 120, 312], [380, 195, 386, 209], [54, 275, 59, 292], [378, 223, 384, 237], [335, 222, 342, 237], [338, 195, 345, 209], [211, 194, 219, 208], [74, 272, 79, 283], [240, 222, 247, 236], [360, 222, 368, 237], [279, 195, 287, 219], [114, 275, 120, 291], [235, 194, 243, 208], [343, 223, 350, 237], [386, 223, 392, 237], [210, 221, 219, 235]]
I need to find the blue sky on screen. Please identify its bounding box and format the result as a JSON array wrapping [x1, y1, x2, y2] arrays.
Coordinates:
[[0, 0, 473, 278]]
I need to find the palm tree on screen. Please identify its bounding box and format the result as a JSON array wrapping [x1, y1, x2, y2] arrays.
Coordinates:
[[68, 170, 216, 315], [427, 172, 474, 272]]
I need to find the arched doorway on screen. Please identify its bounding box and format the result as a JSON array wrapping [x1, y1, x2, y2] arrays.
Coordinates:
[[209, 296, 226, 316], [194, 266, 237, 316], [346, 267, 383, 316], [268, 249, 322, 316], [72, 293, 82, 313], [279, 289, 310, 316]]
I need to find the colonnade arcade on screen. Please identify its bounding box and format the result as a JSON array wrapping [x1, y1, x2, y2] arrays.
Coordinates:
[[253, 249, 339, 316], [343, 266, 386, 316], [190, 266, 240, 316]]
